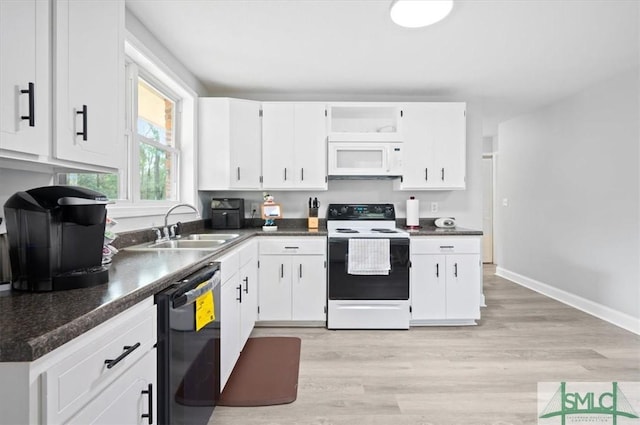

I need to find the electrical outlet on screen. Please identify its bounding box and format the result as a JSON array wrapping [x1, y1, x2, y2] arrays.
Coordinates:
[[430, 202, 438, 213], [251, 202, 260, 215]]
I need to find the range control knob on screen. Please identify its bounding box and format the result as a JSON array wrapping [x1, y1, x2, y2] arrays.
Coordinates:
[[384, 207, 394, 218], [329, 208, 338, 217], [340, 206, 348, 214]]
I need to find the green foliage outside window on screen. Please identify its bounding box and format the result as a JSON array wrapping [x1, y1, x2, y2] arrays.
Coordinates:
[[60, 173, 119, 200]]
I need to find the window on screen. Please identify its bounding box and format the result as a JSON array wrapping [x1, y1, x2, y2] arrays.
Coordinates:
[[135, 77, 179, 201]]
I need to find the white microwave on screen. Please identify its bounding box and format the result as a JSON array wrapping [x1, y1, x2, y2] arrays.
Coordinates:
[[328, 142, 403, 177]]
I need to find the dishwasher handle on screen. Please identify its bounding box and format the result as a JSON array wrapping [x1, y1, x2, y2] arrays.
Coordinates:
[[172, 266, 220, 308]]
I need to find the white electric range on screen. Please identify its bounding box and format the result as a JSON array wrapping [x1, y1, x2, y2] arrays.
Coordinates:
[[326, 204, 410, 329]]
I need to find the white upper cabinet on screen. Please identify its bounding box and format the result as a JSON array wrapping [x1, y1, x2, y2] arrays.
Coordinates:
[[199, 98, 262, 190], [0, 0, 49, 156], [262, 102, 327, 190], [53, 0, 125, 169], [327, 103, 402, 142], [395, 102, 466, 190]]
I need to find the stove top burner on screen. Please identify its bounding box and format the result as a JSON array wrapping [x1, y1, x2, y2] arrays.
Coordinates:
[[336, 228, 359, 233], [371, 228, 398, 233]]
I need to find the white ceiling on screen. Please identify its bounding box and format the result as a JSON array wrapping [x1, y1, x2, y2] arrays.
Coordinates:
[[126, 0, 639, 136]]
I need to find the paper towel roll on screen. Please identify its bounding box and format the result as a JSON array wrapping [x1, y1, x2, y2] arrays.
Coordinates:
[[406, 197, 419, 227]]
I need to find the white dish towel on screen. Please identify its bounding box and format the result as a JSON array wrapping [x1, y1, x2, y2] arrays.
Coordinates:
[[348, 238, 391, 275]]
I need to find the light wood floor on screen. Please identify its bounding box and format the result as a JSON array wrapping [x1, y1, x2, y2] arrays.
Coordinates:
[[210, 265, 640, 425]]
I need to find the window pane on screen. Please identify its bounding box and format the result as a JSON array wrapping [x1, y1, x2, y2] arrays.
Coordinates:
[[139, 142, 174, 200], [137, 79, 174, 147], [58, 173, 119, 200]]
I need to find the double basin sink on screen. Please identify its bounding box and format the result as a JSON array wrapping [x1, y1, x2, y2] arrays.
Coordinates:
[[127, 233, 240, 251]]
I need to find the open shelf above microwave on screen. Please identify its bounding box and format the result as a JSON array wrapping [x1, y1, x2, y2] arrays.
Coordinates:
[[327, 103, 403, 142]]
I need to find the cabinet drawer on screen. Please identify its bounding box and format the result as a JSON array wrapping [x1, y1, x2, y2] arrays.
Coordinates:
[[217, 249, 239, 283], [237, 239, 257, 267], [411, 237, 480, 254], [259, 237, 326, 255], [43, 301, 156, 425]]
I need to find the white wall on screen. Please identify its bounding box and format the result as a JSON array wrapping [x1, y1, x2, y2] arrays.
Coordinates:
[[0, 169, 53, 234], [495, 68, 640, 326], [199, 100, 484, 230]]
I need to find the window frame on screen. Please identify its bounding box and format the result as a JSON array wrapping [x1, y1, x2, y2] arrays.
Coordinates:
[[128, 66, 182, 204], [99, 38, 198, 220]]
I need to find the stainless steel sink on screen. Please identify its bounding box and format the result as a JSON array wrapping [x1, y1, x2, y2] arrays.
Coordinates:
[[185, 233, 239, 241], [126, 233, 240, 251]]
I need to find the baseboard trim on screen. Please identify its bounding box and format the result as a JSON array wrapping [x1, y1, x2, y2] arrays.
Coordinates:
[[495, 267, 640, 335]]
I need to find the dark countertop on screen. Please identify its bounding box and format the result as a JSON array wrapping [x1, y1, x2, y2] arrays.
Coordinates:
[[406, 226, 483, 236], [0, 228, 326, 362], [0, 224, 480, 362]]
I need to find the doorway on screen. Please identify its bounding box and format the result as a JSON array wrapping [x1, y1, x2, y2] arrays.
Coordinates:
[[482, 155, 494, 263]]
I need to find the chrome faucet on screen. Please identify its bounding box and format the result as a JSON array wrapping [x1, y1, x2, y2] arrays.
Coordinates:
[[163, 203, 200, 239]]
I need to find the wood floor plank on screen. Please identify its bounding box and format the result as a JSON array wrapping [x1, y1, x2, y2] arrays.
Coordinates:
[[209, 265, 640, 425]]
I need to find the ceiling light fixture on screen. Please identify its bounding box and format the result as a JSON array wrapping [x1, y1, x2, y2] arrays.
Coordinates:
[[390, 0, 454, 28]]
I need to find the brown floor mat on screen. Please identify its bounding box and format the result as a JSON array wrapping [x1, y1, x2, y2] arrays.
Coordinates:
[[218, 336, 301, 407]]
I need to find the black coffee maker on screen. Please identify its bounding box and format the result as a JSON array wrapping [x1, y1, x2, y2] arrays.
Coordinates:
[[4, 186, 110, 291]]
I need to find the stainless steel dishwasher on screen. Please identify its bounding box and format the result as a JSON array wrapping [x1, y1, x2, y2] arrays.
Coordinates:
[[155, 263, 221, 425]]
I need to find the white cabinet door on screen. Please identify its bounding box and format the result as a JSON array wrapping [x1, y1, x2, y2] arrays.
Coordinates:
[[292, 255, 326, 321], [220, 273, 241, 390], [293, 103, 327, 189], [0, 0, 49, 156], [67, 349, 156, 425], [262, 102, 327, 190], [397, 103, 466, 190], [199, 98, 262, 190], [239, 257, 258, 348], [258, 255, 292, 321], [262, 103, 295, 188], [229, 99, 262, 189], [53, 0, 125, 169], [432, 103, 466, 189], [411, 254, 446, 320], [398, 104, 437, 189], [445, 254, 481, 320]]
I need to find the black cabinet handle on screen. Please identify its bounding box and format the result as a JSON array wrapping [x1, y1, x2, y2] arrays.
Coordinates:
[[454, 263, 458, 277], [299, 264, 302, 278], [441, 168, 445, 181], [76, 104, 88, 141], [236, 284, 242, 303], [243, 276, 249, 294], [301, 168, 304, 181], [104, 342, 141, 369], [436, 263, 439, 278], [20, 82, 35, 127], [280, 264, 284, 278], [284, 246, 300, 249], [425, 168, 428, 181], [141, 383, 153, 424], [284, 168, 287, 181], [237, 167, 240, 181]]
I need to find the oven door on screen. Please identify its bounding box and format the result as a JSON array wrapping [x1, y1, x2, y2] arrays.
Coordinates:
[[328, 237, 410, 300]]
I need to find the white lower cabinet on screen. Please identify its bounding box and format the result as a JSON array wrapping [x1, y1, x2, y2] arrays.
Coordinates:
[[218, 240, 258, 390], [220, 270, 241, 390], [0, 298, 157, 425], [410, 237, 481, 324], [258, 237, 327, 323], [66, 349, 156, 425]]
